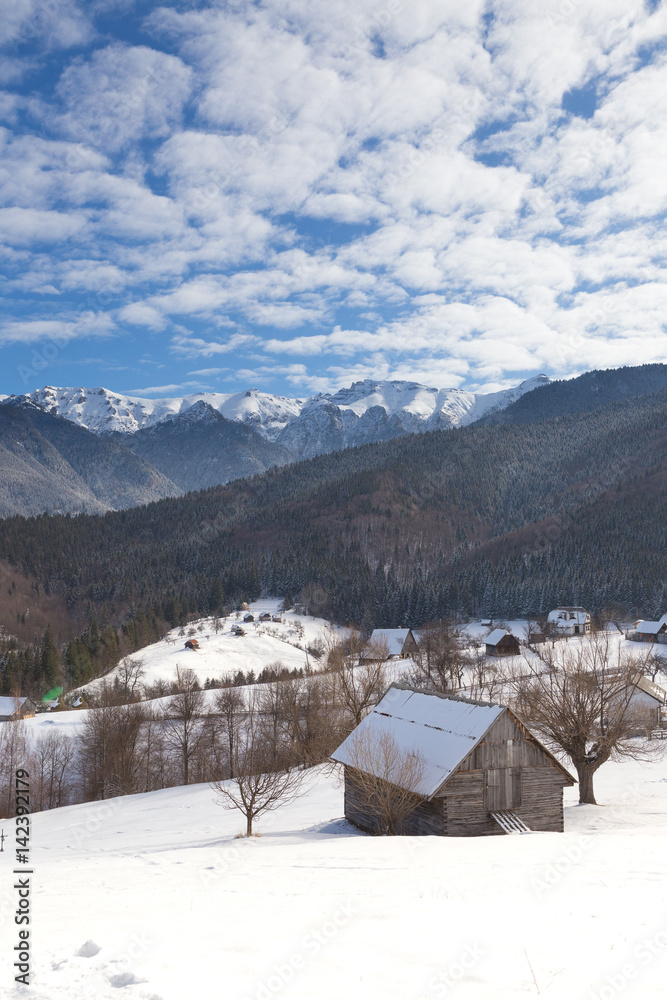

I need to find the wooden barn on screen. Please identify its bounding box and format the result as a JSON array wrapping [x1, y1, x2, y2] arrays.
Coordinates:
[[331, 685, 575, 836], [184, 638, 200, 651], [485, 628, 521, 657], [243, 613, 255, 623], [0, 696, 37, 722], [362, 628, 420, 661], [632, 614, 667, 642]]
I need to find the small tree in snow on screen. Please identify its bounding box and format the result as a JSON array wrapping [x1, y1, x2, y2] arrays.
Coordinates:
[[115, 656, 145, 702], [211, 692, 305, 836]]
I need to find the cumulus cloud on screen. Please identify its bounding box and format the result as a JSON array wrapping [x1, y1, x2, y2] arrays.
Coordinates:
[[53, 44, 193, 152]]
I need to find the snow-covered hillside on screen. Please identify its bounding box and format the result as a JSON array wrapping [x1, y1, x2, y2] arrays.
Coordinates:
[[74, 601, 333, 697], [2, 755, 667, 1000]]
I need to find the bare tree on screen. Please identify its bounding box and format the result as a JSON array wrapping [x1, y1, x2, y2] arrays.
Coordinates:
[[645, 652, 665, 683], [323, 626, 387, 731], [343, 728, 427, 835], [77, 698, 146, 799], [30, 730, 76, 810], [409, 620, 469, 692], [211, 691, 306, 836], [0, 720, 28, 816], [509, 634, 665, 804], [139, 702, 169, 792], [210, 687, 245, 778], [276, 676, 340, 766], [114, 656, 146, 702], [162, 666, 208, 784], [468, 650, 501, 703]]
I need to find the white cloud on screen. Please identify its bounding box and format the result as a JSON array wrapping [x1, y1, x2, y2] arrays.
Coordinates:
[[53, 44, 193, 152], [0, 206, 85, 244], [120, 381, 213, 396], [0, 311, 115, 345], [2, 0, 93, 51]]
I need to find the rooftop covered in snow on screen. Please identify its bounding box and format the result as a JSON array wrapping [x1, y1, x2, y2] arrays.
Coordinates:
[[331, 685, 506, 799]]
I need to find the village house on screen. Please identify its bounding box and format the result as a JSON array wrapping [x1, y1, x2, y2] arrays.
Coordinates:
[[331, 685, 575, 836], [0, 696, 37, 722], [362, 628, 420, 662], [547, 606, 591, 635], [485, 629, 521, 657], [631, 613, 667, 643], [624, 674, 666, 731]]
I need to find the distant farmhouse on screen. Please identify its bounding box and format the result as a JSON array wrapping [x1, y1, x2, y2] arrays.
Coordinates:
[[332, 685, 575, 837], [362, 628, 419, 662], [184, 638, 200, 651], [0, 696, 36, 722], [548, 607, 591, 636], [626, 674, 666, 730], [632, 614, 667, 643], [485, 629, 521, 657]]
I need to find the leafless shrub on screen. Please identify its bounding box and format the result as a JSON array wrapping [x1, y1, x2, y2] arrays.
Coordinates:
[[344, 728, 427, 835]]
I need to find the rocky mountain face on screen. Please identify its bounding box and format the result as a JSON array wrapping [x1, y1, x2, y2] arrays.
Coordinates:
[[20, 385, 303, 439], [276, 375, 551, 457], [124, 402, 294, 492]]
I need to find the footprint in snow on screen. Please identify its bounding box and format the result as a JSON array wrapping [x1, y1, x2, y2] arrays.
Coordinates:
[[76, 940, 102, 958], [107, 971, 147, 988]]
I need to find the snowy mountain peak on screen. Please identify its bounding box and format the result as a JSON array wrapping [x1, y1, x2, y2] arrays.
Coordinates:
[[16, 375, 552, 457], [20, 385, 303, 440]]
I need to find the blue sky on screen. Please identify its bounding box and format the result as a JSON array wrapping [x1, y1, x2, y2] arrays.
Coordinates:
[[1, 0, 666, 401]]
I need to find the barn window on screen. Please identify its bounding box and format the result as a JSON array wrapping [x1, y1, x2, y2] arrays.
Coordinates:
[[485, 768, 522, 810]]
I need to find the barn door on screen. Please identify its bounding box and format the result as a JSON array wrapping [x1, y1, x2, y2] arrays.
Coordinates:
[[485, 768, 521, 810]]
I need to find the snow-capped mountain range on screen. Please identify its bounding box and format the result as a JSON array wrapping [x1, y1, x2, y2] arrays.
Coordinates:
[[10, 375, 551, 457], [19, 385, 304, 440]]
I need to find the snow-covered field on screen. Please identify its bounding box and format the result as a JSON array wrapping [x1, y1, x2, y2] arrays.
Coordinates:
[[2, 755, 667, 999]]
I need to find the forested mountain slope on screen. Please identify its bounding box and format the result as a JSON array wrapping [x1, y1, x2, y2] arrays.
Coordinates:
[[0, 402, 179, 516], [483, 363, 667, 425]]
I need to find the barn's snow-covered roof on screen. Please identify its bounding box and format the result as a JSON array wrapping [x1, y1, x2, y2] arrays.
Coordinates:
[[633, 674, 667, 704], [485, 628, 512, 646], [0, 696, 28, 715], [331, 686, 505, 798], [367, 628, 414, 656]]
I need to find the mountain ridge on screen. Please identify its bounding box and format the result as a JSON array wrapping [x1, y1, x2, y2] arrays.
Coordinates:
[[12, 374, 551, 449]]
